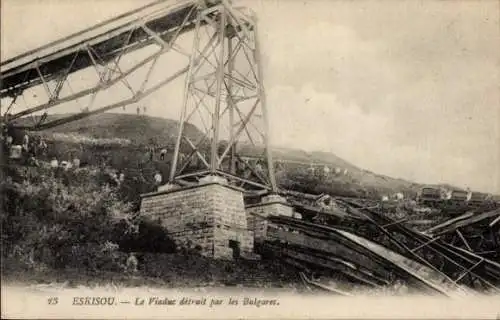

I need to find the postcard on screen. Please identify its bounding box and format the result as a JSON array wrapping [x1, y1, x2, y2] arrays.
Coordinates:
[[1, 0, 499, 319]]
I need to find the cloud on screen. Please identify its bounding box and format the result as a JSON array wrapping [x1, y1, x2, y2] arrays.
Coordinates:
[[268, 84, 391, 158], [267, 84, 498, 191]]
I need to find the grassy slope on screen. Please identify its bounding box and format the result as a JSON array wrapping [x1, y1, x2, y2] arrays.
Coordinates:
[[35, 113, 204, 147]]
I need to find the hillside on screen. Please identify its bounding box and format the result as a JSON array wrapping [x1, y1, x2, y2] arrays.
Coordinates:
[[15, 112, 431, 198], [15, 113, 205, 147], [0, 163, 302, 289]]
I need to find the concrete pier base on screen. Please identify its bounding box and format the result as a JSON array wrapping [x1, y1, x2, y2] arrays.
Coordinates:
[[245, 194, 295, 244], [140, 176, 254, 260]]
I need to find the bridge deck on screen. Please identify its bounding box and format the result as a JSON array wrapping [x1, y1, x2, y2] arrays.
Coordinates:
[[1, 0, 200, 97]]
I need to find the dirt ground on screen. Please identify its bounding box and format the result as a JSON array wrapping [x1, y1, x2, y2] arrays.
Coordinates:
[[1, 253, 303, 290]]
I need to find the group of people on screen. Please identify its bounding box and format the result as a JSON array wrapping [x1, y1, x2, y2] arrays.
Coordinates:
[[145, 146, 169, 162], [49, 157, 81, 171], [1, 126, 48, 166], [381, 192, 405, 202], [104, 169, 126, 187], [307, 165, 349, 176], [0, 123, 89, 173]]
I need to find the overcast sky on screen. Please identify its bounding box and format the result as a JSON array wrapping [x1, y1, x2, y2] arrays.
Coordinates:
[[1, 0, 499, 193]]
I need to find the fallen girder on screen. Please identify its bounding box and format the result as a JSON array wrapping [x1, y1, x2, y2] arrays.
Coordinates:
[[338, 198, 500, 291], [427, 208, 500, 236], [263, 215, 470, 296], [425, 209, 500, 261], [269, 189, 500, 291]]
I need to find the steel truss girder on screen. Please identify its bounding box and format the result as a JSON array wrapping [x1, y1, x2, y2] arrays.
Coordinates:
[[1, 0, 201, 96], [168, 0, 277, 193], [1, 5, 204, 130]]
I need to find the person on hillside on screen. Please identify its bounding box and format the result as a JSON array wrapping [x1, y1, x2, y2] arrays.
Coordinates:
[[6, 135, 13, 149], [28, 155, 39, 167], [29, 138, 38, 157], [323, 165, 331, 175], [108, 171, 120, 186], [38, 138, 47, 154], [125, 252, 138, 274], [60, 160, 73, 171], [73, 157, 80, 168], [149, 146, 155, 161], [22, 134, 29, 152], [160, 148, 167, 161], [50, 158, 59, 169], [154, 172, 162, 185]]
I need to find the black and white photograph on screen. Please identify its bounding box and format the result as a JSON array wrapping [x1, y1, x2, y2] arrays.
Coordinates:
[[1, 0, 499, 318]]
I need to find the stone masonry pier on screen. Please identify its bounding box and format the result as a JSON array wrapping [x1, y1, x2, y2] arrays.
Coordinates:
[[140, 176, 254, 260], [245, 194, 295, 244]]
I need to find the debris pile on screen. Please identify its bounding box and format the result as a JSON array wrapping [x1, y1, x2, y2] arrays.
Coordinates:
[[256, 189, 500, 295]]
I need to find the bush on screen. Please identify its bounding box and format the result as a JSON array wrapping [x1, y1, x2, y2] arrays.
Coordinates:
[[0, 165, 174, 273], [114, 217, 177, 254]]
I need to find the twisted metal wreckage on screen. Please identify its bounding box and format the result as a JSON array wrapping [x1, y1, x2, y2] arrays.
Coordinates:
[[1, 0, 499, 295]]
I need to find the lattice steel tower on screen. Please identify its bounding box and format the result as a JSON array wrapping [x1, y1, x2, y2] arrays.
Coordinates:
[[167, 0, 277, 193]]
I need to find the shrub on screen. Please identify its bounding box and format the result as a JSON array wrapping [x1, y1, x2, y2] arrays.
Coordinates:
[[1, 165, 174, 273]]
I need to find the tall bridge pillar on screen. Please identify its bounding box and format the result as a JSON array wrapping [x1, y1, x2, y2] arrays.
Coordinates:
[[141, 1, 283, 258], [164, 0, 278, 194]]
